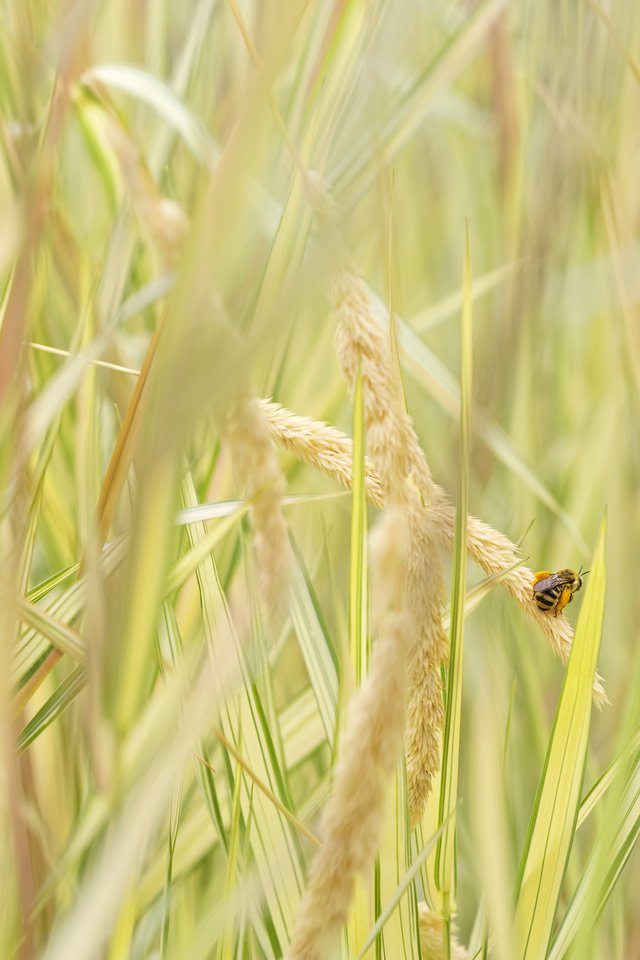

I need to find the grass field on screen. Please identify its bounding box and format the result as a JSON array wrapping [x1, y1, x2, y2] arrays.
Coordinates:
[[1, 2, 639, 958]]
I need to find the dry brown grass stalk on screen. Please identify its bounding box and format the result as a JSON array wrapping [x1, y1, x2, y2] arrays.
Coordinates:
[[226, 395, 290, 628], [285, 508, 413, 960]]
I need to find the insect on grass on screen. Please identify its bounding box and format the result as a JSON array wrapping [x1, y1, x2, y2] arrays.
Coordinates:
[[532, 566, 589, 617]]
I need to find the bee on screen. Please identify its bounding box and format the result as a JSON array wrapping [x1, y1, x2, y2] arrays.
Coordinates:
[[531, 567, 588, 617]]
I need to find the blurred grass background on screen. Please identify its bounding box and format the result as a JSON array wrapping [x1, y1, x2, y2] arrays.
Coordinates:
[[1, 1, 639, 957]]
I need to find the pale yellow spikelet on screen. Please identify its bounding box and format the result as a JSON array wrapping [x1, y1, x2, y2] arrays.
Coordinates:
[[333, 265, 449, 823], [226, 395, 290, 627], [286, 509, 412, 960], [404, 498, 449, 825], [333, 267, 436, 501], [418, 903, 469, 960], [259, 399, 385, 508]]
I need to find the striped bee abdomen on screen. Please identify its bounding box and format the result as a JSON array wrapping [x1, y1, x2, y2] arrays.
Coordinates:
[[534, 585, 562, 610]]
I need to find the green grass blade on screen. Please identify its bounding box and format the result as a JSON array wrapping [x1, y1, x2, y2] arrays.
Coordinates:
[[548, 738, 640, 959], [8, 591, 86, 664], [350, 360, 368, 681], [435, 225, 473, 930], [375, 765, 422, 959], [576, 728, 640, 830], [288, 542, 339, 748], [17, 666, 86, 752], [181, 474, 306, 954], [514, 519, 607, 959], [27, 560, 82, 604], [355, 824, 448, 960]]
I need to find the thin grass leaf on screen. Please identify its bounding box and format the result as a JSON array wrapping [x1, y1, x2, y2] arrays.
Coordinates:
[[17, 666, 86, 752], [279, 687, 326, 770], [6, 590, 86, 664], [26, 560, 82, 604], [96, 321, 163, 544], [435, 225, 473, 933], [350, 360, 369, 681], [203, 732, 320, 849], [410, 259, 522, 333], [25, 278, 173, 460], [548, 737, 640, 960], [288, 541, 339, 748], [576, 729, 640, 830], [514, 519, 607, 959], [181, 474, 306, 953], [176, 490, 347, 525], [217, 741, 244, 960], [355, 819, 449, 960], [375, 765, 422, 960]]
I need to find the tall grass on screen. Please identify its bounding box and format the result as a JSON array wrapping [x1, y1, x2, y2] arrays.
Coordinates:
[[1, 2, 639, 959]]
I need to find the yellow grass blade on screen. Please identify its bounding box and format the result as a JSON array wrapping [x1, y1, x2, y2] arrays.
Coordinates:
[[514, 519, 607, 959]]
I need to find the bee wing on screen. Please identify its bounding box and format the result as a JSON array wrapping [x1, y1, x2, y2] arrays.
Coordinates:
[[532, 571, 572, 593]]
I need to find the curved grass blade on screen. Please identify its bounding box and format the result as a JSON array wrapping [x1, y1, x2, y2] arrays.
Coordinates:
[[548, 735, 640, 959], [83, 64, 218, 167], [6, 590, 86, 664], [514, 519, 607, 959], [288, 541, 339, 749], [176, 491, 347, 525], [576, 728, 640, 831]]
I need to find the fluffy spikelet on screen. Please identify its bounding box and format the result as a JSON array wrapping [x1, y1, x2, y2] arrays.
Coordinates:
[[259, 399, 385, 508], [418, 904, 469, 960], [404, 498, 449, 825], [286, 509, 413, 960], [226, 395, 290, 627], [333, 267, 436, 501], [333, 266, 449, 824]]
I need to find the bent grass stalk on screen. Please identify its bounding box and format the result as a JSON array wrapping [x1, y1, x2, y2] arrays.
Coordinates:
[[260, 400, 606, 705]]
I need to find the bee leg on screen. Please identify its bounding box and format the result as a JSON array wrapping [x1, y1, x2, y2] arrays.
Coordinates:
[[555, 585, 573, 617]]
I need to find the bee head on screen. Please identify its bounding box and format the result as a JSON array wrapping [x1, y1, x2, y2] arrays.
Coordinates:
[[574, 565, 589, 592]]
